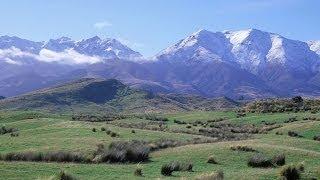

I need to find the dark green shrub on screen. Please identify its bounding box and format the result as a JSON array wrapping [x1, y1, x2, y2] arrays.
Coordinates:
[[106, 129, 111, 135], [92, 128, 96, 132], [248, 154, 273, 168], [101, 127, 106, 131], [131, 129, 136, 133]]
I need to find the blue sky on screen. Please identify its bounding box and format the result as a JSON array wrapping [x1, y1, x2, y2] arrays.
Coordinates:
[[0, 0, 319, 56]]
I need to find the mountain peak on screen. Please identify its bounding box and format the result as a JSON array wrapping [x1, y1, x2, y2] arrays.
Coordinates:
[[308, 40, 320, 55]]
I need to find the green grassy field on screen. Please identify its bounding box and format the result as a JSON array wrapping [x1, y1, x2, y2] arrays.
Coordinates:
[[0, 111, 319, 179]]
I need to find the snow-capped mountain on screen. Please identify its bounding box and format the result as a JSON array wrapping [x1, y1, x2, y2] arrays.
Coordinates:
[[156, 29, 319, 75], [1, 29, 320, 98], [0, 35, 143, 65], [308, 40, 320, 56]]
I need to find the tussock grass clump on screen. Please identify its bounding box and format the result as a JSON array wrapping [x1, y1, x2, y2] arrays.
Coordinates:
[[71, 114, 123, 122], [56, 170, 78, 180], [272, 154, 285, 166], [161, 161, 193, 176], [288, 131, 303, 138], [10, 132, 19, 137], [276, 131, 283, 135], [207, 156, 218, 164], [284, 117, 298, 123], [104, 129, 119, 137], [173, 119, 187, 124], [92, 128, 96, 132], [279, 164, 304, 180], [231, 146, 257, 152], [248, 154, 273, 168], [0, 151, 87, 163], [195, 171, 224, 180], [0, 126, 18, 135], [131, 129, 136, 133], [313, 135, 320, 141], [110, 132, 119, 137], [101, 127, 106, 131], [134, 166, 143, 176], [93, 141, 150, 163], [145, 115, 168, 122]]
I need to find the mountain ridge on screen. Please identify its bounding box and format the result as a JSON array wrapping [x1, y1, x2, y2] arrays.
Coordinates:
[[1, 29, 320, 99]]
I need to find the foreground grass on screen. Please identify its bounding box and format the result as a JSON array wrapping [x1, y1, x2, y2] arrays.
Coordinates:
[[0, 110, 319, 179]]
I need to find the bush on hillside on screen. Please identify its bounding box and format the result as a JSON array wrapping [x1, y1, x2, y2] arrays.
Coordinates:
[[134, 167, 143, 176], [0, 126, 18, 135], [248, 154, 273, 168], [231, 146, 257, 152], [279, 164, 303, 180], [272, 154, 285, 166], [160, 161, 193, 176], [56, 170, 78, 180], [313, 135, 320, 141], [207, 156, 218, 164], [1, 151, 87, 163], [93, 141, 150, 163], [288, 131, 303, 138]]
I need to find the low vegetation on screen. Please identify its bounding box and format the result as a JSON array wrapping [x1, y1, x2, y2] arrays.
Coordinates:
[[248, 153, 286, 168], [195, 171, 224, 180], [0, 126, 18, 135], [230, 145, 257, 152], [161, 161, 193, 176], [278, 163, 304, 180], [92, 141, 150, 163], [0, 106, 319, 179], [0, 151, 88, 163], [207, 155, 218, 164]]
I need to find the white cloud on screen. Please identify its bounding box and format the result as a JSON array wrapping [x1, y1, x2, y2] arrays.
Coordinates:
[[0, 47, 102, 65], [38, 49, 102, 64], [93, 21, 112, 29]]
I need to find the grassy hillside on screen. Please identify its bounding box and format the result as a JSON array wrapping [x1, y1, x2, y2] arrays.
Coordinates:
[[0, 78, 238, 113], [0, 110, 319, 179]]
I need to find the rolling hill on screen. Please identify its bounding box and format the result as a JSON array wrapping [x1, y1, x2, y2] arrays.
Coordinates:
[[0, 78, 239, 113]]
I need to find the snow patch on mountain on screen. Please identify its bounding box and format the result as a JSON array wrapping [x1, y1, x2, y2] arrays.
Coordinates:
[[156, 28, 320, 74], [308, 40, 320, 55], [0, 35, 143, 65], [156, 29, 234, 62]]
